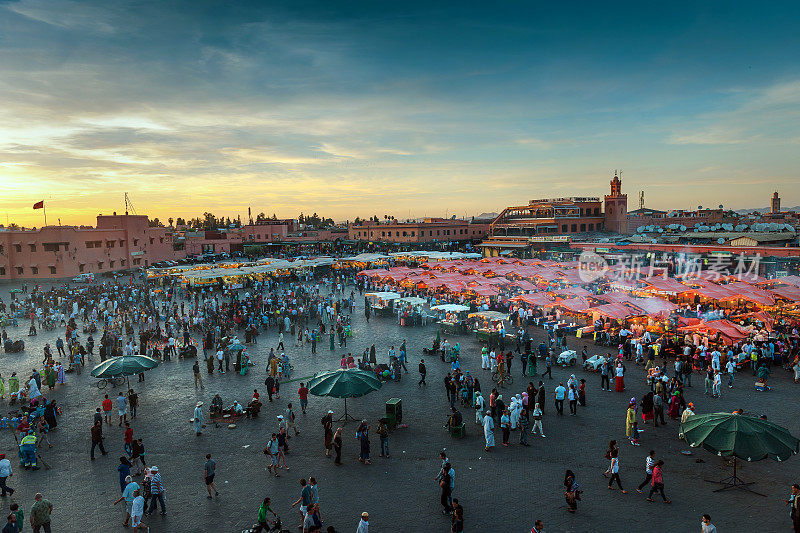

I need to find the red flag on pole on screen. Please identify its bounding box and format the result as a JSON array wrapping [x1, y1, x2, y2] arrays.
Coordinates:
[[33, 200, 44, 209]]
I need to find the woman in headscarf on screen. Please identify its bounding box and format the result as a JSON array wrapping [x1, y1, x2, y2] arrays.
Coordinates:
[[667, 390, 681, 419], [45, 365, 56, 390], [56, 362, 66, 384], [44, 400, 58, 430], [482, 410, 495, 451], [625, 399, 636, 439]]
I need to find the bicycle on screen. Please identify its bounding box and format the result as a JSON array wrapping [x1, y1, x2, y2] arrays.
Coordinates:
[[492, 370, 513, 385], [96, 375, 125, 389]]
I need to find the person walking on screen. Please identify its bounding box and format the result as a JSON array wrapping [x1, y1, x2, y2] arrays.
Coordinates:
[[203, 453, 219, 499], [439, 463, 453, 515], [113, 475, 139, 528], [554, 383, 566, 415], [543, 354, 553, 379], [102, 394, 113, 425], [637, 450, 656, 493], [356, 420, 371, 465], [298, 383, 309, 414], [518, 408, 530, 446], [322, 410, 334, 457], [146, 466, 166, 516], [530, 403, 545, 437], [290, 478, 313, 530], [116, 391, 128, 426], [90, 420, 108, 460], [607, 449, 627, 493], [646, 460, 671, 503], [700, 514, 716, 533], [500, 409, 511, 447], [264, 434, 280, 477], [418, 359, 427, 386], [29, 493, 53, 533], [193, 360, 203, 389], [333, 427, 343, 465], [130, 489, 147, 532], [377, 419, 390, 458], [193, 401, 205, 436], [482, 410, 495, 451], [0, 454, 13, 497], [356, 512, 369, 533], [564, 470, 579, 513]]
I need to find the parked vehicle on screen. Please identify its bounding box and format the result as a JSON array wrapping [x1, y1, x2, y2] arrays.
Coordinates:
[[72, 273, 95, 283], [583, 355, 606, 372], [557, 350, 577, 367]]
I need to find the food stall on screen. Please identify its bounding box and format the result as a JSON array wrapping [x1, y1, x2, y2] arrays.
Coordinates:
[[365, 291, 402, 318], [394, 296, 428, 326], [468, 311, 509, 343], [431, 304, 471, 335]]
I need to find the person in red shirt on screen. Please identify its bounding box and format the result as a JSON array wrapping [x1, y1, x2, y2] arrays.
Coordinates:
[[298, 383, 309, 414], [102, 394, 113, 425], [252, 389, 260, 401], [124, 422, 134, 456]]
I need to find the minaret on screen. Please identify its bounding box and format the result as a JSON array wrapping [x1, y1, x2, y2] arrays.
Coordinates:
[[771, 192, 781, 214], [604, 170, 628, 234]]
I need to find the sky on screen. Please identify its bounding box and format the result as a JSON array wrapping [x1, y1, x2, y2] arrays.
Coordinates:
[[1, 1, 799, 227]]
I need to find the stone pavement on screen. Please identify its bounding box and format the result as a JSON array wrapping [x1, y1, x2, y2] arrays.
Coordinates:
[[0, 280, 798, 532]]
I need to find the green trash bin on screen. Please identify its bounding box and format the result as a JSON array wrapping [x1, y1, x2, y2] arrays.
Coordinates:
[[386, 398, 402, 429]]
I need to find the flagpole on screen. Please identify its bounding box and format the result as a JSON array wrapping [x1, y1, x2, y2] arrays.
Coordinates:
[[44, 204, 47, 227]]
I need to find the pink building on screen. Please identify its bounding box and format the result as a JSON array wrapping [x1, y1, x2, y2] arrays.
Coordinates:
[[0, 214, 177, 280], [349, 218, 489, 243], [182, 230, 244, 256]]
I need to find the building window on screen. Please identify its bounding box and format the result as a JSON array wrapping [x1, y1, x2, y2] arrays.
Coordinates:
[[85, 241, 101, 248], [430, 231, 433, 236], [396, 232, 399, 236], [110, 260, 116, 268], [98, 261, 104, 269], [0, 267, 5, 276], [133, 239, 139, 246], [149, 238, 154, 244], [597, 222, 603, 230], [437, 230, 440, 236], [0, 245, 3, 254], [31, 266, 38, 275], [133, 258, 141, 265], [381, 232, 385, 237], [119, 240, 125, 247], [49, 266, 56, 274], [121, 259, 126, 266], [594, 208, 600, 216], [159, 238, 164, 243], [79, 264, 85, 273], [43, 243, 59, 252], [580, 224, 586, 232], [608, 207, 613, 215], [106, 240, 115, 248], [29, 244, 36, 252], [411, 231, 415, 236], [14, 244, 21, 253], [402, 231, 407, 236], [16, 267, 23, 275], [571, 224, 577, 232], [589, 223, 594, 231], [561, 224, 567, 232]]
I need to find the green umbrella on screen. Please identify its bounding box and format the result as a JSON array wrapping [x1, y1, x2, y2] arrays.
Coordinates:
[[680, 412, 799, 494], [91, 355, 160, 379], [307, 369, 382, 423]]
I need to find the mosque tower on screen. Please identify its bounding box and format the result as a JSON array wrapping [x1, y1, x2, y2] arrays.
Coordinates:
[[604, 170, 628, 234]]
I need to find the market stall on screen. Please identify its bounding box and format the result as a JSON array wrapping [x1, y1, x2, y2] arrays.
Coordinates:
[[431, 304, 471, 335], [468, 310, 509, 343], [365, 291, 402, 317]]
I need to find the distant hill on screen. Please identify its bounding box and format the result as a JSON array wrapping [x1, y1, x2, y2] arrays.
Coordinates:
[[473, 212, 499, 221], [736, 206, 800, 214]]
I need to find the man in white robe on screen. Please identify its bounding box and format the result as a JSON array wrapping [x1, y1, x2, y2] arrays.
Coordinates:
[[482, 410, 495, 451]]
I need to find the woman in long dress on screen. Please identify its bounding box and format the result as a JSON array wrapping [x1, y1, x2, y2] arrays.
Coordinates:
[[474, 392, 485, 424], [614, 362, 625, 392], [482, 410, 495, 451], [193, 401, 205, 436], [625, 401, 636, 439]]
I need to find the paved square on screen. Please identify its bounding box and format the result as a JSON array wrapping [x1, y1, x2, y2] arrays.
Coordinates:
[[0, 280, 797, 532]]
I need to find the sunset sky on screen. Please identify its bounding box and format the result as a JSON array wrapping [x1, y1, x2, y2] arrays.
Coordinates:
[[1, 1, 799, 227]]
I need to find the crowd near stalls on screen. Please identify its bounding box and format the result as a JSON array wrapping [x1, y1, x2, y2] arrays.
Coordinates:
[[356, 257, 800, 386]]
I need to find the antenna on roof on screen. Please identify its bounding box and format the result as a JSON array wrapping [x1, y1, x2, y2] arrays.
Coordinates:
[[639, 191, 645, 210], [124, 192, 137, 215]]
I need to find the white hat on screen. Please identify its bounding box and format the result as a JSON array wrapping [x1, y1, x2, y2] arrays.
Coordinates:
[[277, 415, 284, 419], [151, 466, 158, 472], [328, 410, 334, 414], [196, 401, 204, 407]]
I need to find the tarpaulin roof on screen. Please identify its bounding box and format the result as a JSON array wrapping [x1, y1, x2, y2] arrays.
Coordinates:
[[769, 285, 800, 303], [557, 296, 592, 312], [511, 293, 557, 307], [592, 303, 637, 321], [554, 287, 592, 297], [722, 282, 775, 306], [642, 276, 692, 294]]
